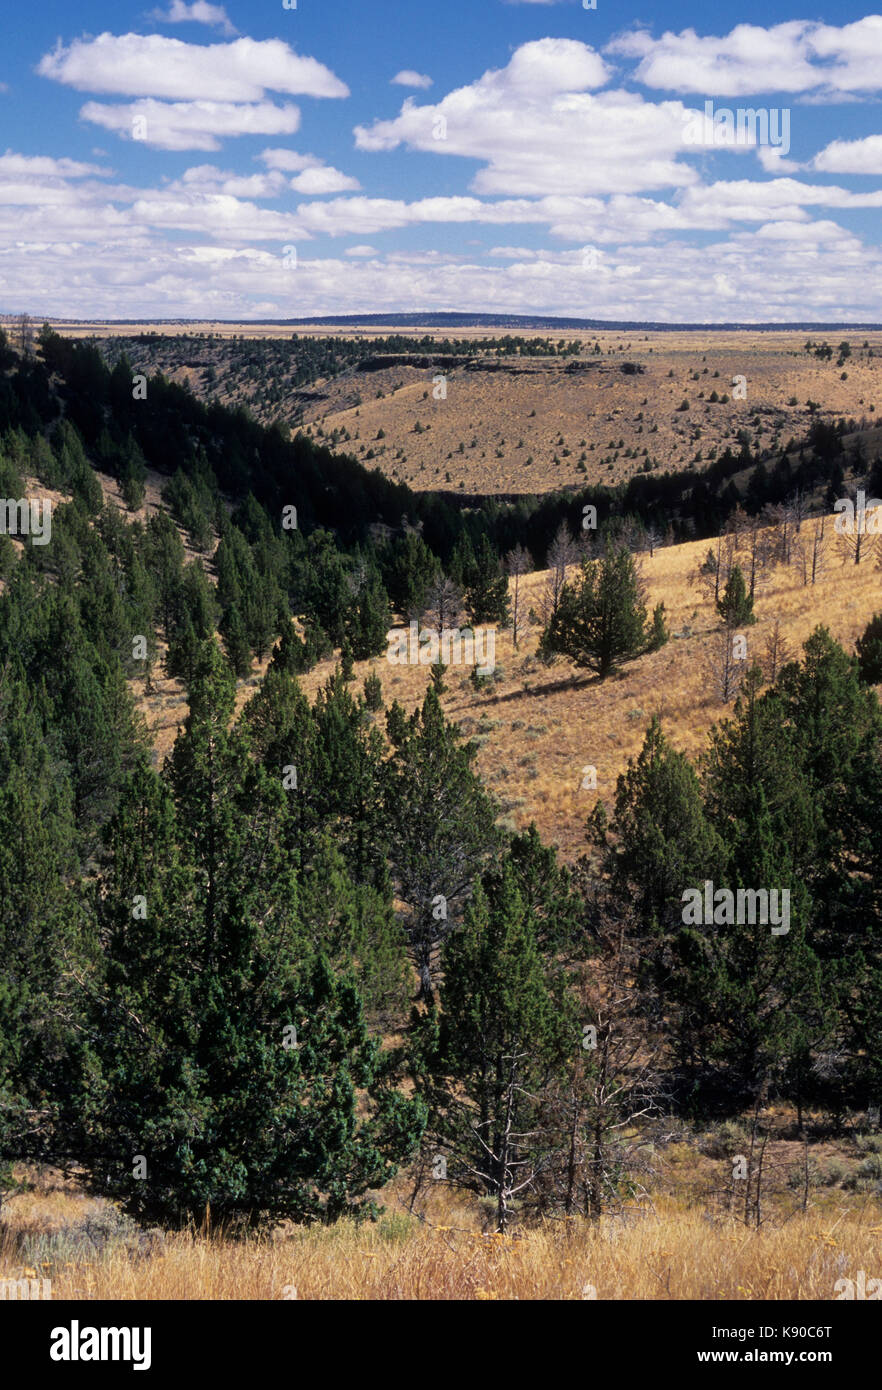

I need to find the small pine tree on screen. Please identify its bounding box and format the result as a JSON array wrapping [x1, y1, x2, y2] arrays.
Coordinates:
[[717, 565, 755, 626], [463, 536, 509, 626], [363, 669, 384, 711], [340, 640, 355, 682], [220, 604, 252, 678], [647, 601, 669, 651], [430, 660, 447, 695], [385, 700, 408, 747]]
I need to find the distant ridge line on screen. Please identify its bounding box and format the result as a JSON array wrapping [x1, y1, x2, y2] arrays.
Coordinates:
[[6, 313, 882, 332], [281, 313, 882, 331]]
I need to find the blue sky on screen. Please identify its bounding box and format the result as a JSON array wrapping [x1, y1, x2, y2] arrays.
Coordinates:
[[3, 1, 882, 320]]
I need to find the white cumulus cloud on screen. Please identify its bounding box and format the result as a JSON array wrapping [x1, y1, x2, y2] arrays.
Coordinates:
[[608, 18, 882, 97], [391, 70, 432, 89], [148, 2, 239, 37], [355, 39, 707, 197], [290, 166, 361, 194], [814, 134, 882, 174], [38, 32, 348, 100], [80, 98, 302, 151], [257, 148, 322, 172]]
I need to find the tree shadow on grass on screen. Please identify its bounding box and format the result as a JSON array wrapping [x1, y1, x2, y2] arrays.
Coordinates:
[[457, 670, 601, 709]]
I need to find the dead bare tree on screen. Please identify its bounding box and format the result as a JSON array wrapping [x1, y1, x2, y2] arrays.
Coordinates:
[[792, 515, 829, 586], [837, 496, 881, 566], [810, 515, 830, 584], [538, 521, 579, 626], [703, 627, 748, 704], [538, 900, 663, 1222], [838, 527, 879, 567], [16, 313, 34, 359], [693, 537, 723, 606], [423, 574, 462, 634], [733, 508, 775, 599], [763, 619, 792, 685], [788, 488, 810, 533], [763, 500, 800, 567], [505, 543, 532, 649], [644, 523, 664, 558], [693, 528, 737, 606]]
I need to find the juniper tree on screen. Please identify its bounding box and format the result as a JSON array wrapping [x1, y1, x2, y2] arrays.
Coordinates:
[[268, 618, 330, 676], [363, 669, 384, 711], [647, 601, 669, 651], [384, 531, 439, 618], [412, 863, 562, 1231], [540, 542, 648, 678], [696, 666, 824, 1103], [497, 822, 584, 956], [773, 629, 882, 1108], [0, 745, 88, 1189], [384, 687, 501, 999], [241, 668, 324, 872], [242, 571, 281, 661], [344, 567, 391, 660], [463, 535, 510, 627], [717, 564, 755, 627], [220, 603, 252, 677], [297, 835, 410, 1027], [597, 716, 725, 930], [78, 644, 424, 1226], [312, 669, 386, 889], [340, 640, 355, 682]]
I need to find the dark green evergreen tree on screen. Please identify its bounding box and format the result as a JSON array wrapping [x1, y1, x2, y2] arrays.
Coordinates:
[[717, 564, 755, 626], [78, 645, 423, 1225], [220, 603, 252, 677], [412, 863, 562, 1231], [384, 688, 501, 999], [363, 669, 384, 712], [540, 543, 648, 677], [384, 531, 439, 617], [463, 535, 510, 626], [647, 601, 669, 651]]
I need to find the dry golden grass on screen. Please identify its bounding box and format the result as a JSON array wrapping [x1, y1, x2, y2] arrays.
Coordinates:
[[2, 1169, 879, 1300]]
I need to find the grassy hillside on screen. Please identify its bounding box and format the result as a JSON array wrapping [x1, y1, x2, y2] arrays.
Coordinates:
[[131, 509, 882, 862]]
